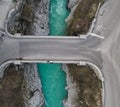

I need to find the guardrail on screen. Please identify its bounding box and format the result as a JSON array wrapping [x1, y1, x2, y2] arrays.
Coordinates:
[[78, 61, 105, 107]]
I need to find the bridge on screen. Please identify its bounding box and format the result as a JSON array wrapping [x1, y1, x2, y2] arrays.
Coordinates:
[[1, 0, 120, 107], [0, 35, 102, 67]]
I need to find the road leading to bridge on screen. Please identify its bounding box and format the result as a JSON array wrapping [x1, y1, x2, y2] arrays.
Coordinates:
[[93, 0, 120, 106], [0, 0, 13, 29]]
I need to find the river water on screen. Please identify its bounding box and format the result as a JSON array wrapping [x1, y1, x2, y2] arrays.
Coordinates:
[[37, 0, 69, 107]]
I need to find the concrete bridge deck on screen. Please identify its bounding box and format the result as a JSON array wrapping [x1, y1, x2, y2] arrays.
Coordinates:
[[0, 36, 102, 68]]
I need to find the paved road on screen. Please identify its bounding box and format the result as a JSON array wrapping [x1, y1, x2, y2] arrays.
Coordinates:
[[93, 0, 120, 106], [0, 0, 13, 29], [0, 36, 102, 68]]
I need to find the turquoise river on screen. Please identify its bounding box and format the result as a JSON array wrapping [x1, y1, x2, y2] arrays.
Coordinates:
[[37, 0, 69, 107]]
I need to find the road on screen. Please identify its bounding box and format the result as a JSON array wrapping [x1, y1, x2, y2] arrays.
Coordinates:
[[0, 0, 120, 107], [0, 0, 13, 29], [93, 0, 120, 106], [0, 36, 102, 68]]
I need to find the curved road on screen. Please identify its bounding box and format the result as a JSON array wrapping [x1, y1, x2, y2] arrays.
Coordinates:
[[92, 0, 120, 106]]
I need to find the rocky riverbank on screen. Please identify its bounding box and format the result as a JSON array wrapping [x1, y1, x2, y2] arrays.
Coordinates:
[[0, 63, 45, 107], [24, 0, 50, 35], [62, 64, 80, 107], [23, 64, 45, 107], [66, 0, 104, 36], [63, 64, 102, 107], [0, 64, 25, 107], [8, 0, 49, 35]]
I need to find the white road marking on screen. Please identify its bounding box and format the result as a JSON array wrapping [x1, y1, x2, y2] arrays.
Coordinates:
[[90, 33, 104, 39]]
